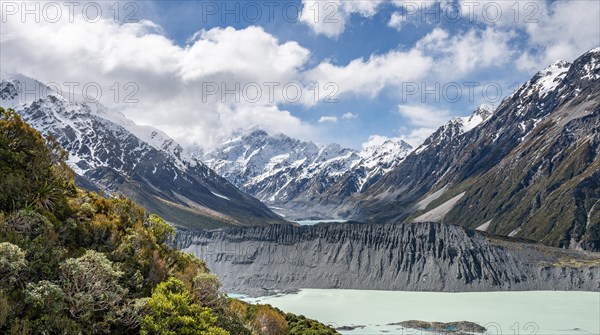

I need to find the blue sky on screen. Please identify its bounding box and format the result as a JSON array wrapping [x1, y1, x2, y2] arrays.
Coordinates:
[[1, 0, 599, 149]]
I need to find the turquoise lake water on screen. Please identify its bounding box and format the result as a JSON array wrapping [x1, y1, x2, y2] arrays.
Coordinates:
[[242, 289, 600, 335], [294, 219, 348, 226]]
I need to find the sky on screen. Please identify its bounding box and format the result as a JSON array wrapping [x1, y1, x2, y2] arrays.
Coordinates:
[[1, 0, 599, 149]]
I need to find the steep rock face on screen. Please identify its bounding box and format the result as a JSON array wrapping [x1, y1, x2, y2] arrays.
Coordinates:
[[339, 105, 495, 222], [200, 129, 412, 219], [351, 48, 600, 250], [0, 74, 284, 228], [176, 222, 600, 296]]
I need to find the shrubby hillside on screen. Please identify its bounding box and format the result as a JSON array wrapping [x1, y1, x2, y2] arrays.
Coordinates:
[[0, 107, 337, 335]]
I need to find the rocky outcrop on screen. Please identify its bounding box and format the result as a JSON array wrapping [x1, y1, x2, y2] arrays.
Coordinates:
[[394, 320, 487, 334], [176, 222, 600, 296]]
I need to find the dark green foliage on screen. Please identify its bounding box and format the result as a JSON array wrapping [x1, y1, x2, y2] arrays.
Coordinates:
[[286, 313, 339, 335], [0, 107, 75, 213], [0, 107, 338, 335]]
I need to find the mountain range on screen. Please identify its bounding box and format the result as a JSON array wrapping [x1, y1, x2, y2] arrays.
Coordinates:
[[198, 48, 600, 251], [2, 47, 599, 252], [347, 48, 600, 251], [198, 105, 493, 221], [199, 129, 413, 219], [0, 74, 284, 229]]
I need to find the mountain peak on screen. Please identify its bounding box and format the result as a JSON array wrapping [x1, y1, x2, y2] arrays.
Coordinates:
[[244, 128, 269, 139], [201, 128, 412, 217], [545, 60, 571, 71], [519, 60, 572, 99], [444, 105, 495, 134], [471, 103, 494, 119], [573, 47, 600, 81], [585, 46, 600, 54], [360, 138, 412, 159]]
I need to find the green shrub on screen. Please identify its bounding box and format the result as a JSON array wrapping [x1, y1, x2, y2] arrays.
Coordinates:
[[141, 277, 228, 335]]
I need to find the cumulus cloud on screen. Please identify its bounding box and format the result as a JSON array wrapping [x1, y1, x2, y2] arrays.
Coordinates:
[[387, 11, 404, 30], [300, 0, 384, 38], [0, 9, 317, 149], [517, 1, 600, 70], [318, 116, 338, 123], [181, 26, 309, 83], [397, 104, 451, 127], [305, 49, 432, 99], [455, 0, 600, 71], [342, 112, 357, 120], [389, 0, 451, 29], [415, 27, 515, 79]]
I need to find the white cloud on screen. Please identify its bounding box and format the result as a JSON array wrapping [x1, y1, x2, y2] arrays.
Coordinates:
[[305, 49, 432, 99], [300, 0, 384, 38], [318, 116, 338, 123], [518, 1, 600, 70], [181, 26, 309, 83], [389, 0, 449, 28], [455, 0, 600, 71], [397, 105, 450, 127], [0, 10, 317, 149], [387, 11, 404, 30], [342, 112, 357, 120], [415, 27, 515, 79]]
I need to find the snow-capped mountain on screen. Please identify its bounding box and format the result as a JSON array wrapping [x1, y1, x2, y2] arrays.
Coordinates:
[[349, 47, 600, 251], [414, 104, 494, 155], [323, 138, 414, 200], [200, 129, 412, 218], [0, 73, 284, 228]]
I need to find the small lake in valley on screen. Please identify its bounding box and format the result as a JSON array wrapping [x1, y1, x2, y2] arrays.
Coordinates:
[[294, 219, 349, 226]]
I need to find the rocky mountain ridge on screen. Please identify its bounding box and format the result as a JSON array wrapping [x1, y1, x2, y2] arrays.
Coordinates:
[[0, 73, 284, 229], [345, 48, 600, 251], [200, 129, 413, 219], [176, 222, 600, 296]]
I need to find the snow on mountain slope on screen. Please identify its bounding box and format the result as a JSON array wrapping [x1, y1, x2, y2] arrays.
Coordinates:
[[200, 129, 412, 218], [0, 73, 195, 172], [413, 104, 494, 155], [0, 73, 284, 228], [350, 48, 600, 251]]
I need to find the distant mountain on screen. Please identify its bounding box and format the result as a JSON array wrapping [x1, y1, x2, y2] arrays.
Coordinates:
[[199, 129, 412, 219], [0, 74, 285, 229], [331, 105, 493, 200], [350, 48, 600, 251]]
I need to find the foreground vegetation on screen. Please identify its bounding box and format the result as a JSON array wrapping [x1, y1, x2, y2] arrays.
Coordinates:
[[0, 107, 338, 335]]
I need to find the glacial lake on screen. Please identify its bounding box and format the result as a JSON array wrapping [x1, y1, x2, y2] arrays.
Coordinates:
[[240, 289, 600, 335], [294, 219, 348, 226]]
